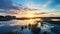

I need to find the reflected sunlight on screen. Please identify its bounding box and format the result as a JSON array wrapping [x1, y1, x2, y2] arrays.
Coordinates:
[[13, 18, 40, 26], [27, 19, 35, 24]]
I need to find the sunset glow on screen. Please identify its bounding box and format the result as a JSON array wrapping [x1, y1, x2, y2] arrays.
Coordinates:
[[26, 11, 35, 18]]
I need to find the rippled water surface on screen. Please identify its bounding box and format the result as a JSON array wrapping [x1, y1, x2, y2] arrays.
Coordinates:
[[0, 19, 60, 34]]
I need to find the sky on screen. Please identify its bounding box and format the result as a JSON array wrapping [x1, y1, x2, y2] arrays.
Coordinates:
[[0, 0, 60, 17], [12, 0, 60, 11]]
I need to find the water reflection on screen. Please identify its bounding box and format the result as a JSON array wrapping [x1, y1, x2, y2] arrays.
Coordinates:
[[0, 18, 60, 34], [10, 18, 40, 26]]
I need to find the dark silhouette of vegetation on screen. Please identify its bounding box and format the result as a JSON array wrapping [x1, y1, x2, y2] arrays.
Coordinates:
[[0, 15, 16, 21]]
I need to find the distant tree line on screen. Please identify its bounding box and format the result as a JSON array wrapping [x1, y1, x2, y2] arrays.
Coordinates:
[[0, 15, 16, 20]]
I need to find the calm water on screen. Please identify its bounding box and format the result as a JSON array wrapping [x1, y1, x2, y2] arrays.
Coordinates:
[[0, 19, 60, 34]]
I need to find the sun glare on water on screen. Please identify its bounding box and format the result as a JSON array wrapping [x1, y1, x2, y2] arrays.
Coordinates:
[[15, 18, 40, 26]]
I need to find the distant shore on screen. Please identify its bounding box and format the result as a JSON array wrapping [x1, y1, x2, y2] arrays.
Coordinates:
[[0, 15, 16, 21]]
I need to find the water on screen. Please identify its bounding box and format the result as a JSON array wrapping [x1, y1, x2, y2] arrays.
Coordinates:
[[0, 19, 60, 34]]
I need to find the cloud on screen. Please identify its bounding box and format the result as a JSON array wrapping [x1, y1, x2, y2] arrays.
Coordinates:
[[0, 0, 20, 10], [26, 2, 40, 9], [0, 0, 23, 15], [0, 9, 18, 15], [42, 3, 48, 8], [0, 0, 12, 9], [57, 4, 60, 7], [42, 0, 52, 8]]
